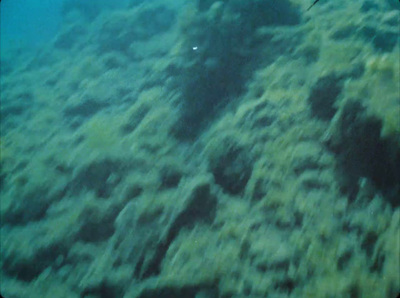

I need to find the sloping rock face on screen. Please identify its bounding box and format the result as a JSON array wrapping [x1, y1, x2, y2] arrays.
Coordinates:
[[0, 0, 399, 297], [172, 0, 301, 138]]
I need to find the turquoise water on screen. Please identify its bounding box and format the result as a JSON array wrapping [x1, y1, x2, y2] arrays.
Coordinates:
[[0, 0, 63, 49], [0, 1, 399, 297]]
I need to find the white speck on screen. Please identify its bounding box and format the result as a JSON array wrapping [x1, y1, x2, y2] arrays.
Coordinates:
[[192, 46, 198, 51]]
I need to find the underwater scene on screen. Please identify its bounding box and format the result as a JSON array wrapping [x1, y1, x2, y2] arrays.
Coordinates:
[[0, 0, 399, 297]]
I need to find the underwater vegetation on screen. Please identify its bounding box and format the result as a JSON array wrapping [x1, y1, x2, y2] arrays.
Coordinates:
[[171, 0, 301, 139], [0, 0, 399, 297]]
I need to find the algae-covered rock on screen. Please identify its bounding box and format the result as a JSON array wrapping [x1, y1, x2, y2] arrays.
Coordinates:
[[206, 134, 254, 195]]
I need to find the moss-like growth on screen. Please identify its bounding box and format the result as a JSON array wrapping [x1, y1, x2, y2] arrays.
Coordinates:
[[173, 0, 301, 139], [364, 52, 400, 142], [205, 134, 254, 195]]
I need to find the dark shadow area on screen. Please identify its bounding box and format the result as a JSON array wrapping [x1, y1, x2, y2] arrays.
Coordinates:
[[80, 281, 125, 298], [326, 101, 400, 207], [139, 285, 219, 298], [308, 73, 343, 120], [173, 0, 301, 140], [139, 182, 217, 279]]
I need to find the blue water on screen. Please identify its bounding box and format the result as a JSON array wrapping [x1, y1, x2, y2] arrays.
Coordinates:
[[0, 0, 64, 50], [0, 0, 130, 52]]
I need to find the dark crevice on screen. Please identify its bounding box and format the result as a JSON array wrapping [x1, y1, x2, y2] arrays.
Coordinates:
[[361, 232, 378, 257], [80, 281, 124, 298], [139, 183, 218, 279], [326, 101, 400, 207], [173, 0, 301, 140], [70, 159, 127, 198], [308, 73, 343, 120], [138, 285, 219, 298]]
